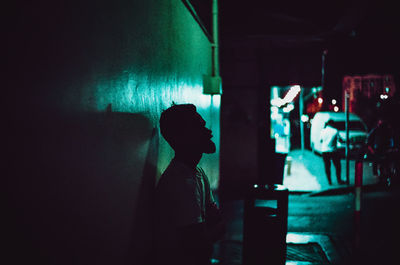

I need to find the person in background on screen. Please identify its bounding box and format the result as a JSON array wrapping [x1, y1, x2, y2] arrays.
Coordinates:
[[366, 118, 396, 182], [320, 120, 344, 185], [154, 104, 225, 265]]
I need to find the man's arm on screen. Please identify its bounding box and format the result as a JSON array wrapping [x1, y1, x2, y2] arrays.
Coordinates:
[[200, 169, 226, 242], [205, 201, 226, 243]]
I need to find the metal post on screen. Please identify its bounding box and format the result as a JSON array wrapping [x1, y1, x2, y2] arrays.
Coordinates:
[[354, 160, 363, 250], [299, 88, 304, 152], [321, 50, 327, 90], [345, 90, 350, 185]]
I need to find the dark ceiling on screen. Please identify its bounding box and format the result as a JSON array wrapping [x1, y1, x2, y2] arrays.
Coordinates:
[[191, 0, 399, 71], [217, 0, 399, 74], [220, 0, 398, 40]]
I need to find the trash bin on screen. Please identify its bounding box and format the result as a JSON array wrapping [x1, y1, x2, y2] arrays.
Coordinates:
[[243, 184, 288, 265]]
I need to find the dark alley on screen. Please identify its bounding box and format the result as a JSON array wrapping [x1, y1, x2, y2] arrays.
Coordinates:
[[6, 1, 400, 265]]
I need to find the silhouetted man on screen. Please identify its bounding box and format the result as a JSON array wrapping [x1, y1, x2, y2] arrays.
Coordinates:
[[154, 104, 224, 265]]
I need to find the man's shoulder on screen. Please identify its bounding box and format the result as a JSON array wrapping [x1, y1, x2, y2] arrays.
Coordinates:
[[327, 126, 338, 134], [158, 160, 197, 186]]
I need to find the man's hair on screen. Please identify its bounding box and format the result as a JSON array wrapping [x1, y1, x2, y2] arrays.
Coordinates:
[[160, 103, 197, 149], [326, 120, 335, 127]]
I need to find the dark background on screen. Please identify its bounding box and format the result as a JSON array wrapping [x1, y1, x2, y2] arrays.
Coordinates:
[[192, 0, 400, 98]]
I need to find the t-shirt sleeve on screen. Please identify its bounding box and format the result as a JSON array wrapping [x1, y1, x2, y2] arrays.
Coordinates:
[[197, 167, 215, 205]]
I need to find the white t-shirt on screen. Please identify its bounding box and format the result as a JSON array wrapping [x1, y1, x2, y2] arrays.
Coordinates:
[[154, 159, 214, 262], [320, 126, 339, 152]]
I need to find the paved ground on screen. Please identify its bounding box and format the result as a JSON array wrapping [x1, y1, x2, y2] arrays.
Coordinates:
[[215, 197, 353, 265], [283, 149, 379, 193], [213, 148, 396, 265]]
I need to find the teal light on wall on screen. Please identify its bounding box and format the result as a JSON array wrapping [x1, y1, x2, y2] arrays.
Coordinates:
[[211, 94, 221, 108]]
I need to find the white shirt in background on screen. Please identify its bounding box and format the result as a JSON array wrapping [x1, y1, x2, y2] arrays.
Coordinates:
[[320, 126, 338, 152]]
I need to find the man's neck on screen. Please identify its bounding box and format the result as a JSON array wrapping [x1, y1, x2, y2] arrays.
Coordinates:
[[174, 151, 202, 170]]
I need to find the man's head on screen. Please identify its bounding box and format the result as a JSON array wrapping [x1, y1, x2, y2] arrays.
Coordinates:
[[325, 120, 335, 128], [160, 104, 216, 154]]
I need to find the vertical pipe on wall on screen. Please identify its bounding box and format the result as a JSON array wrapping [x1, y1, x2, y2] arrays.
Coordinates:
[[212, 0, 219, 77], [212, 0, 221, 191]]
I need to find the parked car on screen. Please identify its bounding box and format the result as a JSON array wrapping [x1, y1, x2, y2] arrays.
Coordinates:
[[310, 111, 368, 156]]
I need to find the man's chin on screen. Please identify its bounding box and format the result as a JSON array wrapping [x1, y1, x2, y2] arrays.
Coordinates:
[[204, 142, 216, 154]]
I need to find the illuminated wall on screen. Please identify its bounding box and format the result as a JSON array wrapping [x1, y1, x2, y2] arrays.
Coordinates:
[[7, 1, 219, 264]]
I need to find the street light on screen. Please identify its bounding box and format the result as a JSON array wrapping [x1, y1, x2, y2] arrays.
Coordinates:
[[301, 114, 309, 122]]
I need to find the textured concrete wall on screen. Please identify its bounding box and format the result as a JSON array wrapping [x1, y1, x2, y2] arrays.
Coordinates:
[[7, 1, 219, 264]]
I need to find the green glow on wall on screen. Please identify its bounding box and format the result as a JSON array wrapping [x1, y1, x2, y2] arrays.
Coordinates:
[[212, 95, 221, 108]]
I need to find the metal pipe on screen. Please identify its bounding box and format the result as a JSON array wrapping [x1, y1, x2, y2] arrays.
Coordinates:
[[345, 90, 350, 184], [212, 0, 219, 77], [321, 49, 327, 90], [354, 160, 363, 250], [299, 88, 304, 152]]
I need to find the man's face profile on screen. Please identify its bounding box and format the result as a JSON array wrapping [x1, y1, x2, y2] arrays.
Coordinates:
[[160, 104, 216, 154], [187, 112, 216, 154]]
